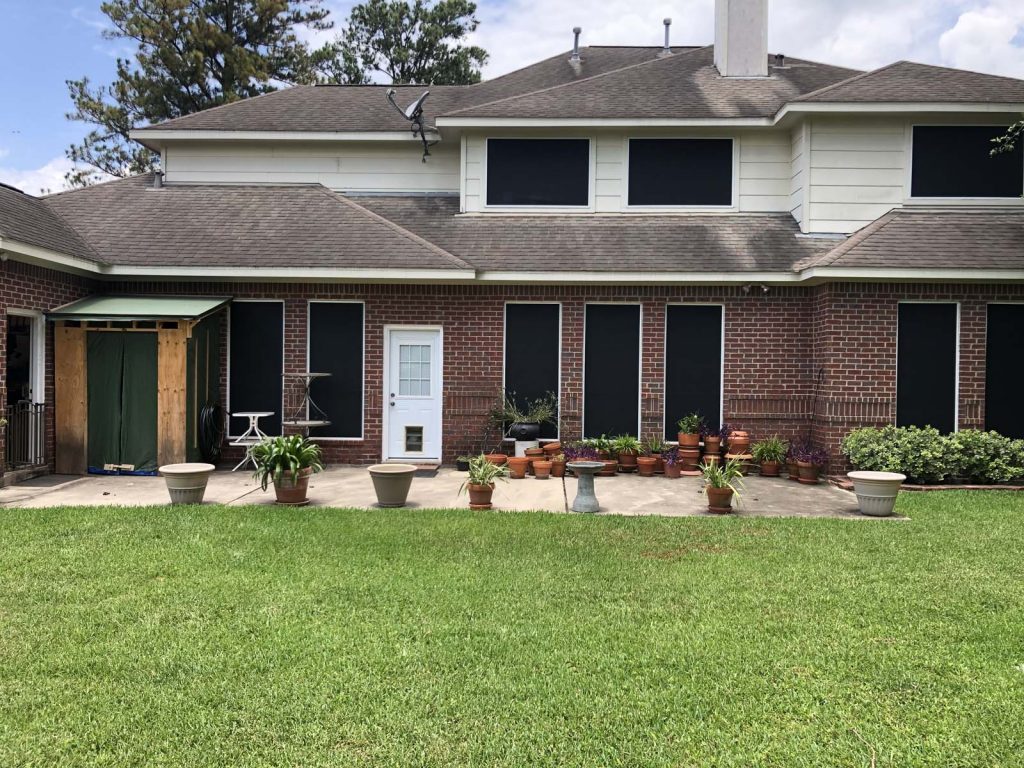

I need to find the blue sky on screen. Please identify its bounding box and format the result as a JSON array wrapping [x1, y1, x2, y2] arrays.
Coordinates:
[[2, 0, 1023, 194]]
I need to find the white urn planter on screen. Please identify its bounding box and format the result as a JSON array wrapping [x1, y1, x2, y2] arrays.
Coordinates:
[[159, 463, 216, 504], [847, 471, 906, 517], [368, 464, 417, 507]]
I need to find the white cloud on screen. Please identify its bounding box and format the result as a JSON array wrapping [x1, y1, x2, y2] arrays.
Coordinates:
[[939, 2, 1024, 77], [0, 156, 77, 196]]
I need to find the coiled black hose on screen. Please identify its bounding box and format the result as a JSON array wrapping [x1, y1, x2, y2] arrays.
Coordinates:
[[198, 402, 225, 463]]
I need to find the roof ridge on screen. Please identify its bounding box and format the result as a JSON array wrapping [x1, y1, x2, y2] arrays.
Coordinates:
[[890, 58, 1024, 83], [42, 172, 153, 200], [803, 210, 900, 269], [137, 87, 311, 132], [442, 45, 712, 117], [792, 60, 907, 102], [321, 187, 474, 271], [32, 191, 106, 264]]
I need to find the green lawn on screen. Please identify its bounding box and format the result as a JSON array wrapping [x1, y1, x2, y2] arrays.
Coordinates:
[[1, 493, 1022, 767]]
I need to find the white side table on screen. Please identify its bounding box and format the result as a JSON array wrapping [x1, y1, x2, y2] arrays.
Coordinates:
[[230, 411, 274, 471]]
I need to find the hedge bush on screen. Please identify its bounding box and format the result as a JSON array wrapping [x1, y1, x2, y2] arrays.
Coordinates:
[[841, 426, 1024, 485]]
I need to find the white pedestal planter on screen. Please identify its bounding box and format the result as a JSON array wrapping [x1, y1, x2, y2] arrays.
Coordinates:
[[159, 463, 216, 504], [848, 471, 906, 517], [368, 464, 417, 507]]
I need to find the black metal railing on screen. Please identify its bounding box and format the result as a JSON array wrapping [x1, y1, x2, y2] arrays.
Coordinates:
[[4, 402, 47, 470]]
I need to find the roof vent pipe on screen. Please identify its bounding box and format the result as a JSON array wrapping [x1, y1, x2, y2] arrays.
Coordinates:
[[153, 171, 163, 189], [659, 18, 672, 56], [570, 27, 581, 62], [774, 52, 786, 67]]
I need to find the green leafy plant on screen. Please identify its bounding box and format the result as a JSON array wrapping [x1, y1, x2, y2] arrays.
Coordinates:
[[842, 425, 956, 484], [642, 436, 666, 455], [251, 434, 324, 492], [584, 435, 614, 454], [752, 436, 788, 464], [459, 454, 509, 493], [700, 458, 745, 496], [611, 434, 641, 456], [677, 414, 702, 434], [948, 430, 1024, 484]]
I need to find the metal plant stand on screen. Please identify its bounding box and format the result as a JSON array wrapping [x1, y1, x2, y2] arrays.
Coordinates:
[[567, 461, 604, 513], [281, 372, 331, 435]]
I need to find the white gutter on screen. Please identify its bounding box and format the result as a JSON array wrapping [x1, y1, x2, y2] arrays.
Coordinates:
[[130, 129, 438, 151], [476, 269, 802, 284], [103, 265, 475, 282], [436, 116, 773, 128], [801, 266, 1024, 283], [0, 237, 105, 276]]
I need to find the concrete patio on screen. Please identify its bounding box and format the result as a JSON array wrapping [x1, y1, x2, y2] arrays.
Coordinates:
[[0, 467, 878, 518]]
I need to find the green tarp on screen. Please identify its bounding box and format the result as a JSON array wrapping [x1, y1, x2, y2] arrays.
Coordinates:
[[87, 332, 158, 474]]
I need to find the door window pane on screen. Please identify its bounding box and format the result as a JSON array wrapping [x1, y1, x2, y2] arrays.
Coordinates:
[[398, 344, 431, 396]]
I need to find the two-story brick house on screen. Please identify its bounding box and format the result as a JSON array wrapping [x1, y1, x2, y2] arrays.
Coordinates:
[[2, 0, 1023, 482]]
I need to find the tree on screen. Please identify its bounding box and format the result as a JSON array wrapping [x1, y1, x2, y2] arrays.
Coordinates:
[[991, 121, 1024, 156], [335, 0, 488, 85], [65, 0, 337, 186]]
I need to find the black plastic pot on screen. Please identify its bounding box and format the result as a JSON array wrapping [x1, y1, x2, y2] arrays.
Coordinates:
[[455, 458, 470, 472], [508, 422, 541, 441]]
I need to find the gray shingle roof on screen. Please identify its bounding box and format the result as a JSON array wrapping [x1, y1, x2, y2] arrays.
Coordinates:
[[136, 47, 697, 133], [443, 47, 861, 120], [794, 61, 1024, 103], [0, 183, 100, 262], [797, 207, 1024, 271], [42, 175, 470, 272], [356, 195, 836, 273]]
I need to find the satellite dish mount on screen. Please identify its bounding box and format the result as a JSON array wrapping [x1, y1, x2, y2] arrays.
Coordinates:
[[386, 89, 437, 162]]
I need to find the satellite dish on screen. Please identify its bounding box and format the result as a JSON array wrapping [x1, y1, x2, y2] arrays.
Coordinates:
[[385, 89, 437, 162]]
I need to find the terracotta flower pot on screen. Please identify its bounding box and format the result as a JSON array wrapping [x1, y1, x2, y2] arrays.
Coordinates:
[[507, 457, 530, 479], [787, 459, 800, 480], [653, 454, 665, 474], [664, 462, 681, 479], [485, 453, 507, 466], [704, 436, 722, 455], [599, 459, 618, 477], [551, 459, 566, 478], [705, 485, 734, 514], [524, 447, 544, 476], [273, 466, 313, 505], [533, 460, 552, 479], [760, 461, 781, 477], [636, 456, 657, 477], [680, 448, 701, 471], [618, 450, 638, 472], [677, 432, 700, 448], [704, 454, 721, 467], [797, 461, 820, 485], [543, 441, 561, 455], [468, 482, 494, 509]]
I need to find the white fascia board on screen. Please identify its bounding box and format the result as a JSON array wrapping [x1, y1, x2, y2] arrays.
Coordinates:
[[777, 102, 1024, 121], [0, 238, 104, 275], [476, 270, 802, 284], [103, 265, 476, 282], [435, 117, 773, 128], [801, 266, 1024, 283], [130, 129, 434, 148]]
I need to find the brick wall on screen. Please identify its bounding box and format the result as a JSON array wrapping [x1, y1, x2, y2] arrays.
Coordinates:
[[0, 259, 95, 479]]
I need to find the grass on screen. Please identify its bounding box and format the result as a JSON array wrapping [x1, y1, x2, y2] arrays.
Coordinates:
[[1, 493, 1022, 767]]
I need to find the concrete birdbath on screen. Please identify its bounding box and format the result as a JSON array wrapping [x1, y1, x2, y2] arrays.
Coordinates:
[[368, 464, 417, 507], [159, 463, 216, 504], [567, 461, 604, 513], [847, 470, 906, 516]]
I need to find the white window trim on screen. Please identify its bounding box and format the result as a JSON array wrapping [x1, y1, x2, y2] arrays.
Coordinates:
[[306, 300, 366, 442], [502, 301, 563, 440], [482, 136, 596, 212], [5, 308, 46, 404], [226, 299, 286, 440], [904, 123, 1024, 204], [621, 136, 739, 212], [662, 303, 725, 441], [381, 325, 444, 462], [895, 300, 960, 433], [582, 302, 643, 439]]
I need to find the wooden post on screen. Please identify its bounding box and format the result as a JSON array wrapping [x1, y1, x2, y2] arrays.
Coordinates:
[[157, 326, 188, 466], [54, 325, 87, 474]]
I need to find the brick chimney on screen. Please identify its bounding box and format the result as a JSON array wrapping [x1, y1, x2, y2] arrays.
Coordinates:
[[714, 0, 768, 77]]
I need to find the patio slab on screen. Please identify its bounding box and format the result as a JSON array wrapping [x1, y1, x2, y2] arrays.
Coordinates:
[[0, 466, 877, 518]]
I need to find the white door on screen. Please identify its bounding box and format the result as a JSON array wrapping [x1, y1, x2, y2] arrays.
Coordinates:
[[385, 328, 442, 461]]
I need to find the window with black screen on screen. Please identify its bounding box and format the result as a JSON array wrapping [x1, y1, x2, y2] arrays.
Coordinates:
[[486, 138, 590, 206], [912, 126, 1023, 198], [628, 139, 733, 206]]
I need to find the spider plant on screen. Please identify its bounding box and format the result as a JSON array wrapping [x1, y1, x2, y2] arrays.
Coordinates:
[[611, 434, 641, 456], [251, 434, 324, 492], [459, 454, 510, 493], [642, 435, 667, 455], [700, 458, 745, 495], [752, 436, 788, 464]]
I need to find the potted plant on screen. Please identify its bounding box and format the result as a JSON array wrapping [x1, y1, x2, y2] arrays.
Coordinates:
[[550, 452, 566, 478], [612, 434, 641, 473], [663, 447, 681, 478], [459, 454, 509, 510], [794, 444, 829, 485], [700, 458, 744, 514], [703, 427, 722, 456], [367, 462, 418, 507], [643, 435, 667, 473], [785, 439, 805, 481], [677, 413, 702, 448], [588, 436, 618, 476], [725, 429, 751, 457], [455, 455, 471, 472], [751, 436, 788, 477], [490, 390, 557, 442], [533, 458, 553, 479], [251, 434, 324, 505], [563, 442, 599, 475]]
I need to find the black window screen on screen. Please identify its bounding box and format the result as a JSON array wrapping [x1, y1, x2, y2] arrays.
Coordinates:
[[584, 305, 640, 437], [897, 303, 957, 434], [229, 301, 283, 436], [985, 304, 1024, 438], [912, 126, 1024, 198], [486, 139, 590, 206], [309, 302, 364, 439], [505, 303, 560, 438], [629, 139, 733, 206], [664, 305, 722, 441]]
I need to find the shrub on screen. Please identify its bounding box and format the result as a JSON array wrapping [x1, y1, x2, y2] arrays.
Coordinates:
[[948, 430, 1024, 484]]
